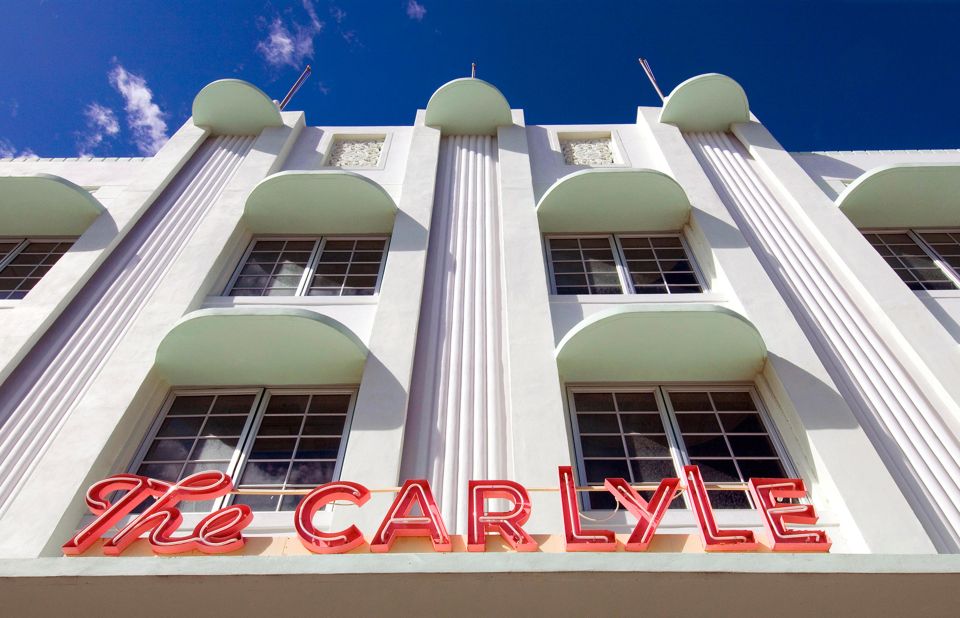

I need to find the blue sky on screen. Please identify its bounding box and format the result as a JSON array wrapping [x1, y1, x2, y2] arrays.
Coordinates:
[[1, 0, 959, 158]]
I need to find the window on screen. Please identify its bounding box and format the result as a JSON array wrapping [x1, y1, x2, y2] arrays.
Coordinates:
[[546, 234, 703, 295], [568, 386, 790, 511], [0, 239, 74, 299], [864, 230, 960, 291], [225, 237, 388, 297], [132, 389, 355, 512]]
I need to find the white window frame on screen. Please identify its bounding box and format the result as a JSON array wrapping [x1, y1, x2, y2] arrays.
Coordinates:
[[125, 386, 358, 529], [565, 383, 798, 514], [544, 232, 706, 296], [223, 235, 390, 298]]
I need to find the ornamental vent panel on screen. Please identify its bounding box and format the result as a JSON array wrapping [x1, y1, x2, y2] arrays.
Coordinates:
[[560, 135, 616, 166], [327, 137, 384, 168]]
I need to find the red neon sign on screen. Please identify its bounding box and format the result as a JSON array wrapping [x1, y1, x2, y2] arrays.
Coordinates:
[[64, 466, 829, 556], [369, 479, 451, 552], [62, 471, 251, 556], [467, 480, 538, 552]]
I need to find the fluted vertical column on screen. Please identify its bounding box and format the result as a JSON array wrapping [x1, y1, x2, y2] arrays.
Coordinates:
[[689, 130, 960, 550], [0, 135, 255, 517], [402, 135, 508, 532]]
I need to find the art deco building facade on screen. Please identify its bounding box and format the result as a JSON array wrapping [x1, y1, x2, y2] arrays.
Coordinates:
[[0, 73, 959, 614]]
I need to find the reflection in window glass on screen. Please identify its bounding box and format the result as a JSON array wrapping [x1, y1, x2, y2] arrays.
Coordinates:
[[547, 234, 702, 296], [547, 237, 622, 295], [226, 237, 387, 297], [135, 390, 354, 513], [570, 387, 789, 510], [863, 232, 956, 291]]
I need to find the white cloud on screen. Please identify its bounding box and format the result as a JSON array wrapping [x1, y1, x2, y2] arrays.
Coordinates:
[[108, 64, 169, 156], [0, 138, 36, 159], [77, 102, 121, 156], [256, 1, 324, 69], [406, 0, 426, 21], [330, 4, 346, 23]]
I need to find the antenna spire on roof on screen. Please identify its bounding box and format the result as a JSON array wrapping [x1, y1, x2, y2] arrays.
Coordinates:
[[471, 62, 476, 79], [279, 65, 312, 111], [638, 58, 665, 102]]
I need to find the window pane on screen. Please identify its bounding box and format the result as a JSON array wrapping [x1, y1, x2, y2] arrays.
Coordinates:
[[580, 436, 626, 457], [227, 239, 314, 296], [577, 414, 620, 434], [629, 459, 676, 482], [240, 461, 291, 485], [234, 392, 352, 512], [623, 434, 670, 458], [617, 235, 702, 295], [306, 238, 387, 296], [0, 239, 73, 300], [548, 237, 623, 295], [288, 461, 336, 485], [675, 413, 721, 433], [614, 392, 658, 411], [620, 414, 666, 434], [135, 390, 353, 514], [584, 459, 630, 484], [865, 232, 958, 291], [573, 392, 615, 411], [667, 389, 788, 510]]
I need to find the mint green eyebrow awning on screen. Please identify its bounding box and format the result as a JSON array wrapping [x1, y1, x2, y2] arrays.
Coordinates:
[[659, 73, 751, 132], [537, 168, 691, 233], [192, 79, 283, 135], [244, 170, 398, 234], [424, 78, 513, 136], [0, 174, 105, 236], [155, 308, 368, 386], [836, 164, 960, 228], [556, 304, 767, 382]]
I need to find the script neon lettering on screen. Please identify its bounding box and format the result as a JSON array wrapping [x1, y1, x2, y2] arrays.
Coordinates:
[[62, 471, 251, 556]]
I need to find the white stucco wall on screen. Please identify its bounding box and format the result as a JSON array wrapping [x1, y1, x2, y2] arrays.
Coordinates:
[[0, 88, 956, 566]]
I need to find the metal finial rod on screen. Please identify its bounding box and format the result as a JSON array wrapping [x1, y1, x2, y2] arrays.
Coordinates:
[[638, 57, 665, 102], [279, 65, 312, 110], [471, 62, 476, 78]]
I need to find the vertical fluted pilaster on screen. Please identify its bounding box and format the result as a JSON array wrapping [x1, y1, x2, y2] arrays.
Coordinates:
[[0, 135, 255, 516], [402, 135, 508, 532], [690, 130, 960, 549]]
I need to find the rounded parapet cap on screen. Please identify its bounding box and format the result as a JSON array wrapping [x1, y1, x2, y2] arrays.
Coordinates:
[[556, 304, 766, 382], [659, 74, 750, 132], [424, 78, 513, 136], [537, 168, 691, 233], [0, 174, 105, 235], [244, 170, 397, 234], [155, 308, 368, 386], [836, 164, 960, 228], [192, 79, 283, 135]]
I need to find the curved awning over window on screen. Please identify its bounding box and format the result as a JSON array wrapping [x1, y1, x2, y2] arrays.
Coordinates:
[[244, 170, 397, 234], [836, 164, 960, 228], [155, 308, 368, 386], [192, 79, 283, 135], [0, 174, 105, 235], [424, 78, 513, 136], [659, 74, 750, 132], [537, 168, 691, 233], [556, 304, 766, 382]]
